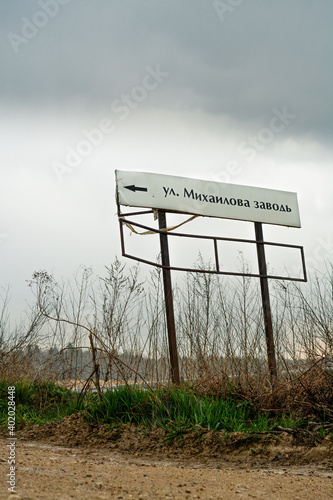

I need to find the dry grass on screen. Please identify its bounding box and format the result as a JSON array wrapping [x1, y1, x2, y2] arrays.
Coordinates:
[[0, 258, 332, 423]]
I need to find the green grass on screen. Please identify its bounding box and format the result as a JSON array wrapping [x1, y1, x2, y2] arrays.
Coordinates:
[[0, 379, 78, 428], [83, 385, 280, 435], [0, 379, 327, 439]]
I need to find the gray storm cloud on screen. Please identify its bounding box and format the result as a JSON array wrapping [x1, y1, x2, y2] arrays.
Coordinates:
[[0, 0, 332, 318], [1, 0, 332, 143]]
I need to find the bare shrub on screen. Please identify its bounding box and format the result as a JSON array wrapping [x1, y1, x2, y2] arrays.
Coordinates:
[[1, 256, 332, 421]]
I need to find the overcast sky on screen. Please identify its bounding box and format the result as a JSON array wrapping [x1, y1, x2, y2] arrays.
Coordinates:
[[1, 0, 332, 317]]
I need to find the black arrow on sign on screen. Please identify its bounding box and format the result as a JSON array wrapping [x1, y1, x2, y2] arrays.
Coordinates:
[[124, 185, 148, 193]]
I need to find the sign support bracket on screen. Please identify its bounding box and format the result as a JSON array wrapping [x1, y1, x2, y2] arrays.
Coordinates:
[[254, 222, 278, 388], [158, 210, 180, 385]]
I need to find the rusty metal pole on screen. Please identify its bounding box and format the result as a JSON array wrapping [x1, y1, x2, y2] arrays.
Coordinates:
[[254, 222, 278, 388], [158, 210, 180, 385]]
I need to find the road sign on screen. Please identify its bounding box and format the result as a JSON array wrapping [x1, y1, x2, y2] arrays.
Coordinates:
[[116, 169, 306, 387], [115, 170, 301, 228]]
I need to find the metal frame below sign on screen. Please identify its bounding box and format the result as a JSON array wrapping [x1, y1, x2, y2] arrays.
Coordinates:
[[118, 208, 307, 282], [117, 204, 307, 388]]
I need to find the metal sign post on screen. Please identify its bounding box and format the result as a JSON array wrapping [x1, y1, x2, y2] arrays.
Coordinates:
[[158, 210, 180, 385], [255, 222, 277, 388]]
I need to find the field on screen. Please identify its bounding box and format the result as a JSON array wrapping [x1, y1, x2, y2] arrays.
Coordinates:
[[0, 260, 332, 498]]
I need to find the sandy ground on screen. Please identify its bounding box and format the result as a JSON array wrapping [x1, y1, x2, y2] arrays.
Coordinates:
[[1, 414, 332, 499], [1, 437, 332, 500]]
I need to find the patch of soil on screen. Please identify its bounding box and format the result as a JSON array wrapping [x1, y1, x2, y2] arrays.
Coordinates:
[[1, 415, 332, 499], [5, 413, 333, 468]]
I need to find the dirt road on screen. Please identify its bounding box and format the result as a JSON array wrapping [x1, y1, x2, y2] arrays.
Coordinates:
[[1, 437, 332, 500]]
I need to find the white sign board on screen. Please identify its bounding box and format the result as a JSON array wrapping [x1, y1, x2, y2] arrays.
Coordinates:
[[115, 170, 301, 228]]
